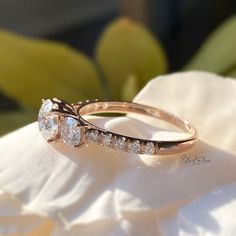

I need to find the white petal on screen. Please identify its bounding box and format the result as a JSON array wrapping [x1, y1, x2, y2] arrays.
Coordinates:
[[0, 71, 236, 235]]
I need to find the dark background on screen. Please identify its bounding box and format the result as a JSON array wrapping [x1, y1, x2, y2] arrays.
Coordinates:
[[0, 0, 235, 71], [0, 0, 235, 126]]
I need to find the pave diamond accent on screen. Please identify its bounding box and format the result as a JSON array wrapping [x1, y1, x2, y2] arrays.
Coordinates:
[[38, 99, 163, 155], [113, 136, 126, 150], [101, 133, 112, 146], [128, 140, 141, 154], [61, 117, 81, 146], [87, 129, 100, 143], [38, 99, 59, 141], [144, 142, 155, 155]]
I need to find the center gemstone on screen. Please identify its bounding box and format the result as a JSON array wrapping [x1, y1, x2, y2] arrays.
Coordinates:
[[38, 99, 59, 141], [61, 117, 81, 146]]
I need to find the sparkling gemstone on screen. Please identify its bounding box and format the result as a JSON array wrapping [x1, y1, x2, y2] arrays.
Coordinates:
[[113, 136, 126, 150], [39, 99, 53, 115], [87, 129, 100, 143], [128, 140, 141, 154], [61, 117, 81, 146], [38, 99, 59, 140], [101, 133, 112, 146], [144, 142, 155, 155]]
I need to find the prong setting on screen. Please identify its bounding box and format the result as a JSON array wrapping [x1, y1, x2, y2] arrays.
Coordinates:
[[38, 99, 159, 154], [38, 98, 197, 155], [61, 117, 82, 147], [38, 99, 85, 147], [38, 99, 59, 141]]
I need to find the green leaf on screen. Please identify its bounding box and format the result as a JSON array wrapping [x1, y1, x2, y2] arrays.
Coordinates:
[[184, 15, 236, 77], [0, 30, 103, 108], [121, 74, 139, 101], [95, 18, 168, 99], [0, 111, 36, 135], [227, 68, 236, 78]]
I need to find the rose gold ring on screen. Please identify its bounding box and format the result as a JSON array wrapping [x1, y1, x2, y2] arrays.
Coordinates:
[[38, 98, 198, 155]]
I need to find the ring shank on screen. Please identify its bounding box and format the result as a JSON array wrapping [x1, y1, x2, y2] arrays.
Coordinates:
[[74, 101, 198, 155], [77, 101, 197, 143]]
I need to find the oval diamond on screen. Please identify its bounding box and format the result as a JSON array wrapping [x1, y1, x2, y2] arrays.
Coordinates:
[[38, 99, 59, 141], [61, 117, 81, 146], [39, 99, 54, 116]]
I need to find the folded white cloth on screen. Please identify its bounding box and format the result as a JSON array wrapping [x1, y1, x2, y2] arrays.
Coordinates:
[[0, 71, 236, 236]]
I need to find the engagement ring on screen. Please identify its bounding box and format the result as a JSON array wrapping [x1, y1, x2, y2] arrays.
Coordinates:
[[38, 98, 198, 155]]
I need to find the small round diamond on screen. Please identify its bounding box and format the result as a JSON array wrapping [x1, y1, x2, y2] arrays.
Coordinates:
[[38, 99, 59, 141], [87, 129, 100, 143], [128, 140, 141, 154], [101, 133, 112, 146], [61, 117, 81, 146], [113, 136, 126, 150], [144, 142, 155, 155]]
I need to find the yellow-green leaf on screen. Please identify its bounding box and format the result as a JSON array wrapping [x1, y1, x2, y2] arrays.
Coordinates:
[[95, 18, 167, 99], [121, 74, 139, 101], [0, 111, 36, 135], [227, 68, 236, 78], [0, 30, 103, 108], [184, 15, 236, 77]]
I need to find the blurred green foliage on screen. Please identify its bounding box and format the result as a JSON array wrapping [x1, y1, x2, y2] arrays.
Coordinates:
[[96, 18, 167, 99], [121, 74, 139, 101], [185, 15, 236, 77], [0, 111, 36, 134], [0, 30, 103, 108], [0, 15, 236, 135]]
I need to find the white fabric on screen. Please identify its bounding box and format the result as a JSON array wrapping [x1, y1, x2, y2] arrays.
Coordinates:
[[0, 71, 236, 236]]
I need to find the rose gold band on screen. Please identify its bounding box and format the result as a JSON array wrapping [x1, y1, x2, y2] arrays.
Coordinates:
[[38, 98, 198, 156], [74, 100, 198, 155]]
